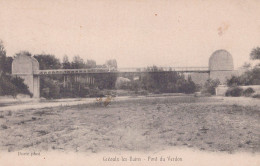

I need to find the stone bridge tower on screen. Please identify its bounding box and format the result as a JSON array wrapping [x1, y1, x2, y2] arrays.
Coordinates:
[[12, 53, 40, 98], [209, 49, 234, 84]]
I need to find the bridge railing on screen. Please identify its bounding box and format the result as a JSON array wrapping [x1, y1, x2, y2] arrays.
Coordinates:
[[118, 67, 209, 72], [35, 67, 210, 75], [35, 68, 112, 75], [164, 67, 209, 72]]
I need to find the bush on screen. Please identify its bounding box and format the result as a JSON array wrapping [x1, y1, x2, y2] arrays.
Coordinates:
[[115, 77, 131, 89], [69, 82, 90, 98], [40, 77, 60, 99], [225, 87, 243, 97], [140, 67, 197, 94], [95, 73, 118, 90], [0, 75, 18, 97], [252, 94, 260, 98], [0, 74, 31, 97], [227, 75, 242, 86], [202, 79, 220, 95], [243, 88, 255, 97], [175, 77, 197, 94], [10, 76, 32, 96], [227, 67, 260, 86], [117, 79, 143, 92]]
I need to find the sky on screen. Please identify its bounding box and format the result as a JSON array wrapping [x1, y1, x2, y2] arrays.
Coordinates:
[[0, 0, 260, 68]]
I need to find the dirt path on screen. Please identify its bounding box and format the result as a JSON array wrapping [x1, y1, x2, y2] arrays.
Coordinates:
[[1, 95, 259, 112]]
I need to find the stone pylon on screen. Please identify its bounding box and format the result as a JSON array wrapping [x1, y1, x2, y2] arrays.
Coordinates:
[[12, 53, 40, 98]]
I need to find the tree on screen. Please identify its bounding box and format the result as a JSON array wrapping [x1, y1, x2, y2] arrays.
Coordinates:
[[4, 56, 13, 74], [62, 55, 71, 69], [15, 51, 32, 57], [40, 76, 60, 99], [0, 74, 18, 97], [94, 73, 118, 90], [226, 47, 260, 88], [250, 47, 260, 60], [242, 62, 251, 70], [34, 54, 61, 70], [0, 40, 6, 74], [0, 41, 31, 97], [10, 76, 32, 96], [227, 75, 242, 86], [139, 66, 197, 94], [0, 73, 31, 97], [202, 79, 220, 95], [106, 59, 117, 70], [86, 59, 96, 68], [227, 67, 260, 86], [92, 59, 118, 89], [33, 54, 62, 98], [184, 76, 196, 94], [71, 55, 85, 69]]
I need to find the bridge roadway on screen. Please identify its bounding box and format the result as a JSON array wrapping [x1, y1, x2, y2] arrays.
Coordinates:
[[35, 67, 210, 75]]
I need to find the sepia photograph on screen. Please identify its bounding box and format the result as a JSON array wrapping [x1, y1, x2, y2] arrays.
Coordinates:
[[0, 0, 259, 165]]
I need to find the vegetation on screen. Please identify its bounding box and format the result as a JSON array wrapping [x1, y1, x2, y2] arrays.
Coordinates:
[[224, 47, 260, 98], [227, 46, 260, 87], [34, 54, 61, 70], [227, 67, 260, 86], [105, 59, 117, 69], [0, 41, 31, 97], [225, 87, 257, 97], [40, 77, 60, 99], [225, 87, 244, 97], [252, 94, 260, 98], [116, 66, 197, 94], [0, 72, 32, 97], [250, 47, 260, 60], [243, 87, 255, 97], [61, 55, 97, 69], [201, 79, 220, 95]]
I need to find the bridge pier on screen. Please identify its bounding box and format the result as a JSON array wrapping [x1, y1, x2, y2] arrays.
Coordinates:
[[12, 53, 40, 98], [208, 50, 234, 84]]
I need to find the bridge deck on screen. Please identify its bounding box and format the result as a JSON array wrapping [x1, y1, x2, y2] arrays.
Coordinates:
[[35, 67, 210, 75]]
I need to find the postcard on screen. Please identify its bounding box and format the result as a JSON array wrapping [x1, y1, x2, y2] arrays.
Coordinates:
[[0, 0, 259, 165]]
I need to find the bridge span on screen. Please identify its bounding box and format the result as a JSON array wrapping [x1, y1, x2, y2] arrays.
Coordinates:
[[35, 67, 209, 75]]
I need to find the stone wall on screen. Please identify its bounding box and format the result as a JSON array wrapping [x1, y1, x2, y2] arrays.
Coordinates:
[[215, 85, 229, 96], [210, 71, 234, 84]]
